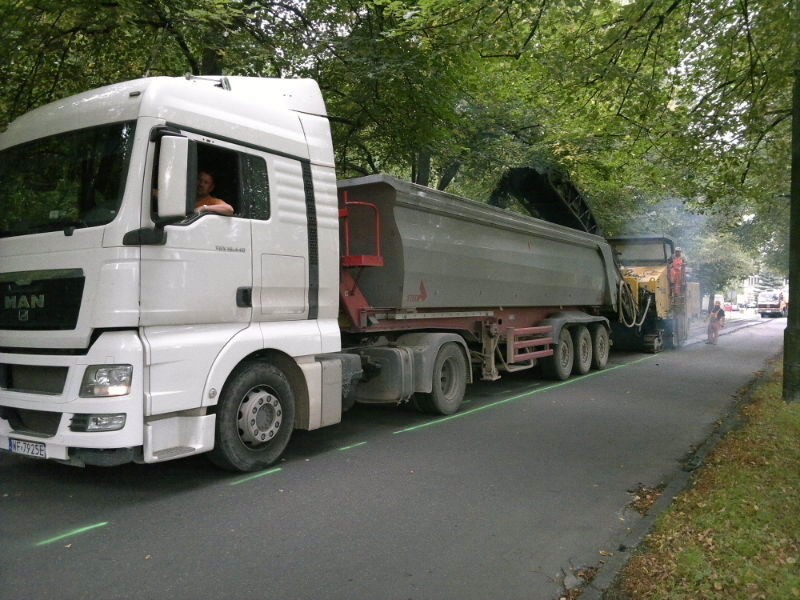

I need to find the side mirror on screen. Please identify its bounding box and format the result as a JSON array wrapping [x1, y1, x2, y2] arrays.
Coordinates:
[[157, 137, 191, 219]]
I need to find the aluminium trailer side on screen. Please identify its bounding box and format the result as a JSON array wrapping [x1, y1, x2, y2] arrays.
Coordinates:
[[336, 175, 623, 402], [337, 174, 620, 313]]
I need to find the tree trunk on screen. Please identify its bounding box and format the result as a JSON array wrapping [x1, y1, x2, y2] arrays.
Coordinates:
[[437, 160, 462, 191], [201, 46, 224, 75], [784, 61, 800, 403], [413, 149, 431, 188]]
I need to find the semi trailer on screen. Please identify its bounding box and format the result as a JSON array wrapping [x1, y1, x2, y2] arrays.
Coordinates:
[[1, 75, 660, 472]]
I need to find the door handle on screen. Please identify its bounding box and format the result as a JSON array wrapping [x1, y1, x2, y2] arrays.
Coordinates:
[[236, 287, 252, 308]]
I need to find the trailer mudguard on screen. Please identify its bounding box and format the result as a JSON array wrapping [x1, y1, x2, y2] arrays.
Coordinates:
[[395, 332, 473, 393], [541, 311, 610, 340]]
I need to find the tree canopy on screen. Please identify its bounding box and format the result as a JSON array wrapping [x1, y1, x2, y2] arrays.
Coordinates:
[[0, 0, 793, 285]]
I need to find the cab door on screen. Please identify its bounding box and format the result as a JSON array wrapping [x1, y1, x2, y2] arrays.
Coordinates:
[[136, 134, 252, 415], [139, 135, 252, 328]]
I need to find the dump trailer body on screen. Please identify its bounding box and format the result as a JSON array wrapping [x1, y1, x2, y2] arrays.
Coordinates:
[[337, 175, 620, 313]]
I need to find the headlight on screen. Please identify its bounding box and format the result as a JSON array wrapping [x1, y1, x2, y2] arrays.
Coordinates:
[[70, 413, 127, 432], [80, 365, 133, 397]]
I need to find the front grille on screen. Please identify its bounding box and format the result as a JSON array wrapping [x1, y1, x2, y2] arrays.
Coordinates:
[[0, 269, 85, 330], [1, 364, 68, 394]]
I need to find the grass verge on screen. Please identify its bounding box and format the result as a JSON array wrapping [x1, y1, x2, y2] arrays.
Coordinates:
[[613, 358, 800, 599]]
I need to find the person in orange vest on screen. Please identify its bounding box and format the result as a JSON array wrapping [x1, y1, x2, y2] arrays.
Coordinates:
[[706, 299, 726, 344], [669, 247, 685, 296]]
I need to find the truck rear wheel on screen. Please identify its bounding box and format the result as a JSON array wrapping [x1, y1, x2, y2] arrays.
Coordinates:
[[571, 326, 592, 375], [209, 360, 295, 472], [590, 325, 609, 370], [414, 342, 467, 415], [541, 328, 574, 381]]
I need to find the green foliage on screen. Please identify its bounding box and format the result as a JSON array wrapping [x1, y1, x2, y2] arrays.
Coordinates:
[[692, 233, 756, 300], [0, 0, 294, 128], [0, 0, 792, 282]]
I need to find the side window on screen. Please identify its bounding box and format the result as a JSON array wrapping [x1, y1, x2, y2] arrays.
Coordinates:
[[151, 134, 272, 219], [240, 154, 270, 220], [196, 143, 239, 213]]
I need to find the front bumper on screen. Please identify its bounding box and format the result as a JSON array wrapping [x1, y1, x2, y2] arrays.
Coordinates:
[[0, 330, 144, 464]]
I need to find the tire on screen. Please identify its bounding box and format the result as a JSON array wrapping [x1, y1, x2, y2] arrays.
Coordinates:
[[413, 343, 467, 415], [209, 360, 295, 472], [590, 325, 609, 370], [571, 325, 592, 375], [541, 328, 574, 381], [663, 321, 676, 350]]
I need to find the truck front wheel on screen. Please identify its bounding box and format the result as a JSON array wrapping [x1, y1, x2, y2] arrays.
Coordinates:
[[414, 342, 467, 415], [209, 360, 295, 472], [541, 328, 574, 381]]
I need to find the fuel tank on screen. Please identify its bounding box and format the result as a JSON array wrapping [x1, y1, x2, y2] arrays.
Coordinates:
[[337, 175, 620, 311]]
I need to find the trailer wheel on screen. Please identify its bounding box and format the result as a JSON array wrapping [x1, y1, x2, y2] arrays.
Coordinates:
[[590, 326, 609, 370], [209, 360, 295, 472], [541, 328, 574, 381], [414, 343, 467, 415], [571, 326, 592, 375]]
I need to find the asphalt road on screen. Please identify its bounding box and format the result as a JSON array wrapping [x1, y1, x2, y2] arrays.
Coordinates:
[[0, 315, 784, 600]]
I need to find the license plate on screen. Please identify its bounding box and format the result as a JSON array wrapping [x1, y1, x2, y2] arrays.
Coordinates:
[[8, 438, 47, 459]]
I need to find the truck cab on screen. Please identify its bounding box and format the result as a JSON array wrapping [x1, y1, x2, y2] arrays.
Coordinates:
[[0, 76, 347, 471], [757, 289, 788, 318]]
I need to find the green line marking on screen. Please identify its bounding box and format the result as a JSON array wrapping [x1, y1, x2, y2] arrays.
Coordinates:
[[338, 441, 367, 452], [394, 354, 656, 435], [35, 522, 108, 547], [229, 467, 282, 486]]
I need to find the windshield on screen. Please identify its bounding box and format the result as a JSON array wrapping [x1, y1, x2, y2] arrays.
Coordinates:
[[758, 291, 782, 302], [0, 121, 135, 237], [609, 240, 671, 264]]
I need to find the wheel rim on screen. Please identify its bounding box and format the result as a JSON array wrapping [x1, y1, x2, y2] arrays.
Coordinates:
[[597, 335, 607, 359], [579, 337, 590, 364], [558, 340, 571, 368], [237, 387, 282, 447], [438, 356, 458, 399]]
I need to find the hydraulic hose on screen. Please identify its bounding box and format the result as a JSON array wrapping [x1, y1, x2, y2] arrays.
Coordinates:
[[633, 295, 652, 328], [618, 280, 638, 327], [617, 280, 652, 329]]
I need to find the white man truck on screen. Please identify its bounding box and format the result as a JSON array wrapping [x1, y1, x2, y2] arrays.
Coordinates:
[[1, 76, 642, 471]]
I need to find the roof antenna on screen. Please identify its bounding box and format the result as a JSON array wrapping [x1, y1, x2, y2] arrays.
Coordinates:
[[183, 75, 231, 90]]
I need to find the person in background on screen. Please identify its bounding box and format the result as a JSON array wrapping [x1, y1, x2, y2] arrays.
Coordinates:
[[669, 247, 685, 296], [195, 170, 234, 216], [706, 299, 725, 345]]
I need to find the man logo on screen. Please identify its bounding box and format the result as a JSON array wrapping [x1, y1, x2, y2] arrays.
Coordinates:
[[4, 294, 45, 310]]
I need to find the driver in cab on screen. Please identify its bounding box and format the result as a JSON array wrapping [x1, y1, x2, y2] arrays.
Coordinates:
[[195, 170, 234, 216]]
